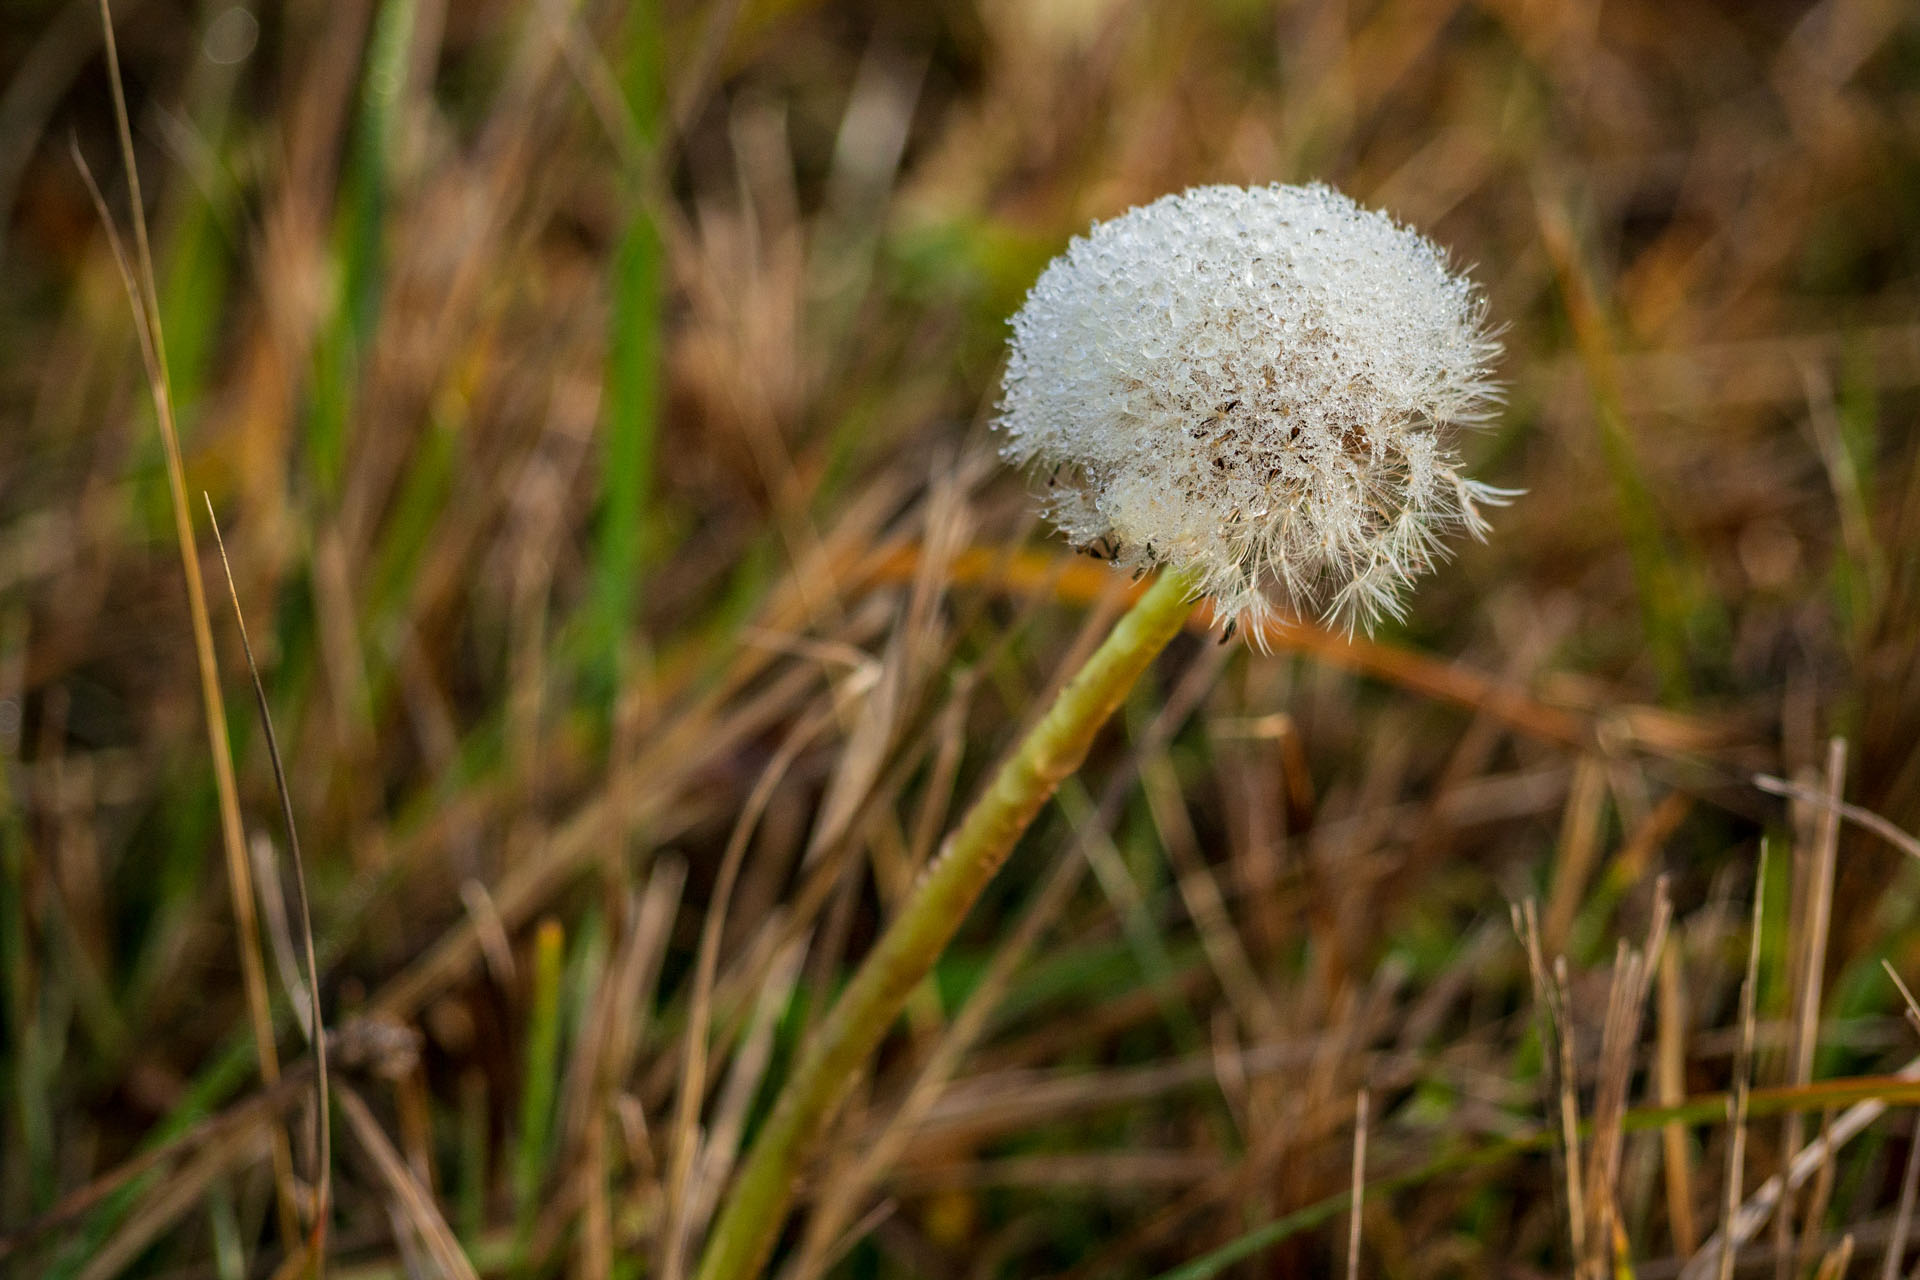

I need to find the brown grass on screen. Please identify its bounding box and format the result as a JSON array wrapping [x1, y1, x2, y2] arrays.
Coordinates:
[[3, 0, 1919, 1276]]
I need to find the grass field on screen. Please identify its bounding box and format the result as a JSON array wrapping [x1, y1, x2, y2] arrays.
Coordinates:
[[3, 0, 1920, 1276]]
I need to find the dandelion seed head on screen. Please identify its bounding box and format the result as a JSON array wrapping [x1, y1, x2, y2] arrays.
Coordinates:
[[995, 182, 1509, 638]]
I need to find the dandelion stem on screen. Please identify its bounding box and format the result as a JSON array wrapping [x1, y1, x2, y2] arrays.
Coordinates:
[[694, 565, 1201, 1280]]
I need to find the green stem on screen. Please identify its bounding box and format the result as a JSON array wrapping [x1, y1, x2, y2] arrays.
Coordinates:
[[694, 566, 1201, 1280]]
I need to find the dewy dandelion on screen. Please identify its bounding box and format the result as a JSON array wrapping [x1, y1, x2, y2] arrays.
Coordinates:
[[696, 183, 1507, 1280], [997, 182, 1509, 636]]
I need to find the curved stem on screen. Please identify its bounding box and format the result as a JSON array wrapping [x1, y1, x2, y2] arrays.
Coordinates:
[[694, 566, 1201, 1280]]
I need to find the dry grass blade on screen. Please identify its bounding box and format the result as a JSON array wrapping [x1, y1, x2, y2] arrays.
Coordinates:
[[663, 705, 835, 1280], [1884, 964, 1920, 1032], [1555, 953, 1589, 1266], [75, 1120, 273, 1280], [75, 0, 298, 1246], [1139, 716, 1277, 1037], [1686, 1062, 1920, 1280], [1348, 1089, 1369, 1280], [1752, 773, 1920, 862], [1514, 898, 1586, 1263], [1582, 883, 1671, 1279], [361, 496, 897, 1027], [890, 1036, 1362, 1145], [0, 1068, 314, 1265], [1881, 962, 1920, 1280], [1546, 756, 1610, 955], [560, 858, 686, 1279], [1692, 843, 1769, 1280], [786, 820, 1081, 1273], [337, 1085, 480, 1280], [249, 831, 314, 1040], [1660, 935, 1700, 1257], [886, 1151, 1227, 1193], [678, 937, 809, 1266], [867, 545, 1595, 748], [1814, 1234, 1855, 1280], [1778, 740, 1847, 1278], [1880, 1116, 1920, 1280], [800, 1199, 896, 1280], [206, 493, 333, 1248]]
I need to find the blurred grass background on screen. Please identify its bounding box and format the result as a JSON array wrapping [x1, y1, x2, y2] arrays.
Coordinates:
[[2, 0, 1920, 1276]]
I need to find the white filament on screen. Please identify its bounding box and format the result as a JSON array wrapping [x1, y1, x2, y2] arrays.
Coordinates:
[[996, 183, 1509, 637]]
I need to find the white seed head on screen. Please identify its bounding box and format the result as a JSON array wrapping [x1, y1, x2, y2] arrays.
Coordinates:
[[995, 182, 1509, 638]]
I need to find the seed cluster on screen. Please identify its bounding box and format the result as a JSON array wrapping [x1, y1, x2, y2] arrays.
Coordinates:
[[996, 183, 1508, 636]]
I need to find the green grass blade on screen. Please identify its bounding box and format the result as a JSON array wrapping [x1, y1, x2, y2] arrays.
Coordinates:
[[585, 0, 666, 695], [308, 0, 417, 496], [512, 918, 567, 1265]]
